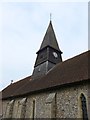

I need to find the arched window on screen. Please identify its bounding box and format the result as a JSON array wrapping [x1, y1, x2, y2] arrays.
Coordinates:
[[80, 93, 88, 120]]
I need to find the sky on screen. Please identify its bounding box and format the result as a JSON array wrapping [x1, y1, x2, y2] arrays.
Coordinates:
[[0, 1, 88, 91]]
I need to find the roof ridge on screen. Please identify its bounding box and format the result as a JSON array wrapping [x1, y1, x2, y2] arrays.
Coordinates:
[[12, 75, 32, 85], [46, 50, 89, 75]]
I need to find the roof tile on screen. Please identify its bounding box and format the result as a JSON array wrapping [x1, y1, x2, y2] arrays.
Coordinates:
[[2, 50, 90, 99]]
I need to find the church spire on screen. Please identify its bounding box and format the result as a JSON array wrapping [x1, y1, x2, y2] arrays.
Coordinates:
[[38, 21, 61, 53], [32, 21, 62, 80]]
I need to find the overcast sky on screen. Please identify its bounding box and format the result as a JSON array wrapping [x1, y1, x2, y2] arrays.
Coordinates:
[[0, 1, 88, 91]]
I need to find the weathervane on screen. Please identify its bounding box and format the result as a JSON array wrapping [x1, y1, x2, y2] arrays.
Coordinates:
[[50, 13, 52, 21]]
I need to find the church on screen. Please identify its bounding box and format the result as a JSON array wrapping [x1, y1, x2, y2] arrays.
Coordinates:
[[1, 20, 90, 119]]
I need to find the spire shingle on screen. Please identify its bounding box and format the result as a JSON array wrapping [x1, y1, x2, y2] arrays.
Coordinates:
[[39, 21, 61, 52]]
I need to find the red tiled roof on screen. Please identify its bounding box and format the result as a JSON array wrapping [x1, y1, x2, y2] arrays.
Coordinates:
[[2, 76, 32, 99], [2, 50, 90, 99]]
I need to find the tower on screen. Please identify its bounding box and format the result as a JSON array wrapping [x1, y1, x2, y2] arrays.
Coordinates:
[[32, 21, 62, 80]]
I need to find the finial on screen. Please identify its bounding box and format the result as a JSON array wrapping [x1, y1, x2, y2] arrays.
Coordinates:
[[11, 80, 13, 84], [50, 13, 52, 21]]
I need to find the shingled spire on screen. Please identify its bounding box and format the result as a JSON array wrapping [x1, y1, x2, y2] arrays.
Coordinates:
[[32, 21, 62, 80], [39, 20, 60, 52]]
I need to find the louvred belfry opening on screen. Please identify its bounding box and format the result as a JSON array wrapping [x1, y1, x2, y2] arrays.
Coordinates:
[[32, 20, 62, 80]]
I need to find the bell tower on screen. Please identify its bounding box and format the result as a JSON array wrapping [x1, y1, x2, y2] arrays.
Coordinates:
[[32, 21, 62, 80]]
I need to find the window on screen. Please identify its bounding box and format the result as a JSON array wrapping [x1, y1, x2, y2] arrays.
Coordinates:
[[80, 93, 88, 120]]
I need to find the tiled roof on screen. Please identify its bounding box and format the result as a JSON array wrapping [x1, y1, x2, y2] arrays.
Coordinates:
[[2, 50, 90, 99]]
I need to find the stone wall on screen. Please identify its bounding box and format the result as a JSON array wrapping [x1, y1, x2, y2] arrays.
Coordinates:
[[2, 82, 89, 118]]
